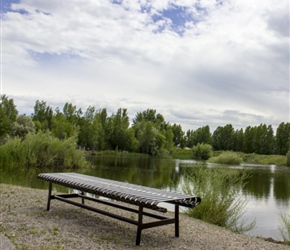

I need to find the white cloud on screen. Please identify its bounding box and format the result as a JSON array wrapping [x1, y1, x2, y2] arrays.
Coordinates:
[[2, 0, 289, 132]]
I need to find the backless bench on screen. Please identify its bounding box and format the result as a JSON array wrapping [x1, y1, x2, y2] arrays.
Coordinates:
[[38, 172, 201, 245]]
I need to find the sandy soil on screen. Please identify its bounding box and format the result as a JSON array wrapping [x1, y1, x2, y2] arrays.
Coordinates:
[[0, 183, 289, 250]]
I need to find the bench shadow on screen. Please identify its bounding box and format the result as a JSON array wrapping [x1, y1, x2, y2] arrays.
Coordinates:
[[32, 200, 180, 249]]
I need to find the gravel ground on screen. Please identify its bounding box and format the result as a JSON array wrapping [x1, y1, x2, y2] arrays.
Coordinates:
[[0, 183, 289, 250]]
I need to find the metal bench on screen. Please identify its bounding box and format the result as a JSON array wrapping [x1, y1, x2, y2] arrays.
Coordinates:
[[38, 172, 201, 245]]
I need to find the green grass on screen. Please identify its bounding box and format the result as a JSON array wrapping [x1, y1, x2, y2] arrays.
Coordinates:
[[279, 211, 290, 244], [243, 154, 287, 166], [182, 165, 255, 233], [171, 149, 192, 159]]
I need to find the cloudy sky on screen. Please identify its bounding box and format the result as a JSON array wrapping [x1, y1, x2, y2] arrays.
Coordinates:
[[2, 0, 289, 132]]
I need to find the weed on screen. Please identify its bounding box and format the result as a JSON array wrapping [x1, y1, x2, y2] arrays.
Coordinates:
[[182, 165, 255, 233]]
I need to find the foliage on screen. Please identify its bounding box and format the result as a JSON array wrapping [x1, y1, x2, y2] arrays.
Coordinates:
[[11, 114, 35, 139], [279, 211, 290, 244], [0, 95, 18, 142], [192, 143, 213, 160], [243, 126, 255, 153], [182, 165, 255, 233], [171, 148, 192, 159], [276, 122, 290, 155], [106, 108, 138, 151], [0, 132, 89, 168], [212, 124, 234, 151], [31, 100, 53, 131], [171, 123, 185, 148], [243, 153, 287, 166], [185, 125, 212, 148], [1, 96, 290, 160], [233, 128, 244, 152], [208, 151, 243, 165], [286, 149, 290, 167]]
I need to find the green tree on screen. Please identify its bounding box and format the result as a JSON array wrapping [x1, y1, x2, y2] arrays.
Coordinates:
[[192, 125, 212, 146], [162, 126, 174, 153], [171, 123, 185, 148], [212, 124, 234, 151], [51, 108, 76, 140], [132, 109, 170, 155], [132, 109, 165, 129], [107, 108, 137, 151], [0, 95, 18, 142], [11, 115, 35, 139], [78, 106, 107, 150], [185, 129, 194, 148], [63, 102, 82, 127], [261, 125, 274, 154], [31, 100, 53, 131], [134, 121, 158, 155], [243, 126, 255, 153], [276, 122, 290, 155], [233, 128, 244, 152]]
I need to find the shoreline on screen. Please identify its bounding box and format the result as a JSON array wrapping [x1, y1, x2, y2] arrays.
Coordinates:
[[1, 183, 289, 250]]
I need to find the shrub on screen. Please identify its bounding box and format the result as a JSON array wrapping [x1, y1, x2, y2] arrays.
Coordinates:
[[182, 165, 255, 233], [0, 131, 89, 168], [192, 143, 213, 160], [208, 151, 242, 165]]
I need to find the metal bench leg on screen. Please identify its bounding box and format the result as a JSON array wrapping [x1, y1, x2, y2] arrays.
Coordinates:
[[81, 191, 85, 205], [47, 182, 52, 211], [136, 206, 144, 245], [175, 205, 179, 237]]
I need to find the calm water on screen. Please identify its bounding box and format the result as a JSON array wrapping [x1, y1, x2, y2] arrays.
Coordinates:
[[1, 156, 290, 240]]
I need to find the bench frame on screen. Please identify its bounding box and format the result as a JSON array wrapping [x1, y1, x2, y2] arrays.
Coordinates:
[[39, 173, 201, 245], [46, 182, 180, 245]]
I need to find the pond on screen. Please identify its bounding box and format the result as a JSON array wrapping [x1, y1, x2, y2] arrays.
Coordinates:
[[1, 156, 289, 240]]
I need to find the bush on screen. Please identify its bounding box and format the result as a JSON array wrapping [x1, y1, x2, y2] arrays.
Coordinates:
[[0, 131, 89, 168], [192, 143, 213, 160], [208, 151, 242, 165], [182, 165, 255, 233]]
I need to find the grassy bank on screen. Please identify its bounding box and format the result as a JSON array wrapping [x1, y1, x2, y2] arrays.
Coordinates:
[[172, 149, 288, 166]]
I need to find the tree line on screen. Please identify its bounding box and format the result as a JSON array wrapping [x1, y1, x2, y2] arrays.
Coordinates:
[[0, 95, 289, 156]]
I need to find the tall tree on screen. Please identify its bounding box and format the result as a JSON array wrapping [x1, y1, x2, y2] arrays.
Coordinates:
[[275, 122, 290, 155], [106, 108, 137, 151], [51, 108, 76, 140], [171, 123, 185, 148], [192, 125, 212, 146], [243, 126, 255, 153], [31, 100, 53, 131], [233, 128, 244, 152], [132, 109, 165, 129], [63, 102, 82, 127], [212, 124, 234, 151], [0, 95, 18, 141], [78, 107, 107, 150], [135, 121, 158, 155]]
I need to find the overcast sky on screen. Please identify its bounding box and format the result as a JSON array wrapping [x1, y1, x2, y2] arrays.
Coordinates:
[[2, 0, 289, 132]]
